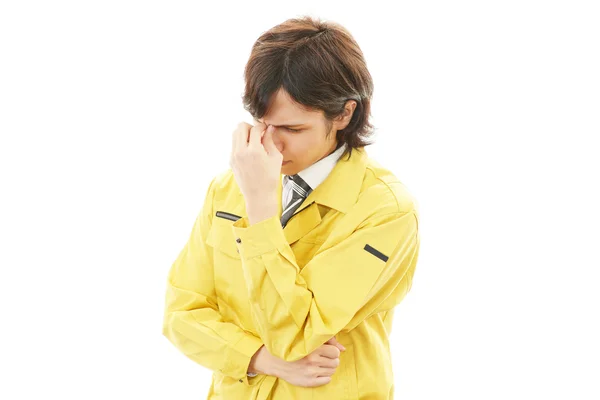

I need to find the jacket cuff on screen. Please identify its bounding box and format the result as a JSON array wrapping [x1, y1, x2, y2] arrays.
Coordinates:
[[222, 333, 264, 386], [232, 215, 287, 259]]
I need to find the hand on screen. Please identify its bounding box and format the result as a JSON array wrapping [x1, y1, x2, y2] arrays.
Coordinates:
[[248, 337, 346, 387], [277, 337, 346, 388], [230, 121, 283, 204]]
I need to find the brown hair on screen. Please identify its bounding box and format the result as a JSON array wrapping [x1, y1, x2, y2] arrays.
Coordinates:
[[242, 16, 375, 161]]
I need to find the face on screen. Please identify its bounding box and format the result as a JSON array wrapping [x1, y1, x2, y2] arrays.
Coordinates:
[[256, 88, 355, 176]]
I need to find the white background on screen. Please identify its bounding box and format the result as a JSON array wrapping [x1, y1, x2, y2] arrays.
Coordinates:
[[1, 1, 599, 399]]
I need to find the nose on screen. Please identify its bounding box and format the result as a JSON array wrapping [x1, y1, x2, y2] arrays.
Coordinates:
[[270, 127, 285, 153]]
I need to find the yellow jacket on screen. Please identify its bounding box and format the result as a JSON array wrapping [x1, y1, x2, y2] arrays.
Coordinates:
[[162, 147, 420, 399]]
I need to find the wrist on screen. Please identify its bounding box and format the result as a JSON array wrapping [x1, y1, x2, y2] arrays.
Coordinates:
[[267, 353, 288, 380], [246, 199, 278, 226], [249, 345, 287, 379], [248, 345, 263, 375], [249, 345, 271, 376]]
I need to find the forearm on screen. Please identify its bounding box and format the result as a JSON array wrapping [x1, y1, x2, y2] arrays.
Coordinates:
[[163, 280, 263, 383], [163, 308, 263, 378], [232, 209, 419, 362]]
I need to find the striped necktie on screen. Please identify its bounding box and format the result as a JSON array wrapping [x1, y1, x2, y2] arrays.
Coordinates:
[[280, 174, 312, 228]]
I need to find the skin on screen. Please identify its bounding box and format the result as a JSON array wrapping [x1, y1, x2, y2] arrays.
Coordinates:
[[229, 88, 357, 386], [249, 337, 346, 388], [230, 87, 357, 225]]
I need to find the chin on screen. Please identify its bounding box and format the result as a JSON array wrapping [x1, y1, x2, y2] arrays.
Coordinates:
[[281, 165, 295, 175]]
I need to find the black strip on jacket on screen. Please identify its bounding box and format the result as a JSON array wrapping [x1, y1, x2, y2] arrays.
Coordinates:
[[363, 244, 389, 262]]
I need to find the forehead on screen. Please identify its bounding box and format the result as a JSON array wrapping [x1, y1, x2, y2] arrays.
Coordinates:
[[261, 88, 322, 125]]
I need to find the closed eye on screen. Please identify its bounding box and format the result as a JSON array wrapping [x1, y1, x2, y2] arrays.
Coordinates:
[[285, 127, 302, 133]]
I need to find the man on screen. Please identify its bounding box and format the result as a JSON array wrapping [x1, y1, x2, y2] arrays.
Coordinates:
[[163, 16, 420, 399]]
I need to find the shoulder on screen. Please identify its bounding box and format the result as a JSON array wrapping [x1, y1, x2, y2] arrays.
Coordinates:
[[319, 153, 419, 249], [355, 156, 419, 217], [206, 168, 239, 200]]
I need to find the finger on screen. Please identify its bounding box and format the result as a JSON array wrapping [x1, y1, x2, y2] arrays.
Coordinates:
[[325, 337, 346, 352], [233, 122, 251, 154], [316, 367, 337, 377], [317, 355, 340, 369], [248, 120, 266, 148], [311, 376, 332, 387], [319, 344, 341, 359], [331, 336, 346, 351]]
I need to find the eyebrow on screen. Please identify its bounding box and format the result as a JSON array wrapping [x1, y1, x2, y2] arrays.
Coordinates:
[[259, 120, 306, 128]]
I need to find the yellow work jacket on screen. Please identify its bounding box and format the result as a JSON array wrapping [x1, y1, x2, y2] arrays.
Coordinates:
[[162, 146, 420, 399]]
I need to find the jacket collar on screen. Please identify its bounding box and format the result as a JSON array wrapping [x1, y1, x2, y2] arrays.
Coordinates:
[[277, 146, 368, 245], [298, 145, 368, 215]]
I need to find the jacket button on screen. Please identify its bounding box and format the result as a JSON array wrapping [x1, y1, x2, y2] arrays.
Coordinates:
[[236, 238, 241, 243], [239, 379, 243, 383]]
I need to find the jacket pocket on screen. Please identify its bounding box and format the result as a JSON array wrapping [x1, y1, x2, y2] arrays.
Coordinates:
[[205, 212, 246, 308], [206, 213, 241, 259], [215, 210, 242, 222]]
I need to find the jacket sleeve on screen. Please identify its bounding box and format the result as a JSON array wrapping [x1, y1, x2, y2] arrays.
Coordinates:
[[231, 206, 420, 362], [162, 177, 264, 385]]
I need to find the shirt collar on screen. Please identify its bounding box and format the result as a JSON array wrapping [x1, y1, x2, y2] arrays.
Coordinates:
[[283, 142, 348, 190]]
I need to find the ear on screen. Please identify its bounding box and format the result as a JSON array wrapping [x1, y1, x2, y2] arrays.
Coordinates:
[[333, 100, 358, 131]]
